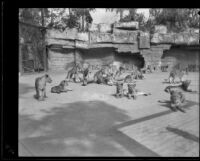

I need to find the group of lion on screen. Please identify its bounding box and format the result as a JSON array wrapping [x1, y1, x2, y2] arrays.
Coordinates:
[[34, 63, 145, 101], [64, 63, 144, 86], [34, 63, 197, 114], [163, 67, 197, 113]]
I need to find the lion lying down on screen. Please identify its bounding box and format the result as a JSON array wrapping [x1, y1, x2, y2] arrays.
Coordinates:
[[115, 82, 151, 99], [51, 80, 72, 94]]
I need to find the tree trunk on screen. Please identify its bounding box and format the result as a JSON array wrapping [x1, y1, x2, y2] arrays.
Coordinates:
[[74, 48, 77, 65], [120, 11, 123, 20], [41, 8, 45, 27], [82, 14, 85, 31]]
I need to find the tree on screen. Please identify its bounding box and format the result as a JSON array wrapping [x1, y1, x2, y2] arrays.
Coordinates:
[[19, 8, 41, 26], [120, 9, 138, 22], [106, 8, 130, 21], [149, 8, 200, 32], [19, 8, 50, 27], [186, 9, 199, 28], [72, 8, 95, 32]]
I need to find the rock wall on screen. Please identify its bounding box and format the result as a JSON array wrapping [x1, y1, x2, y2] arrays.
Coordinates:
[[81, 48, 115, 68], [19, 22, 46, 73], [44, 22, 199, 71], [115, 53, 145, 70], [141, 44, 171, 69], [161, 47, 200, 69], [48, 48, 76, 71]]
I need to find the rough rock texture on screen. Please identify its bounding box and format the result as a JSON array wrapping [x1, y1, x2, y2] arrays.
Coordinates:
[[154, 25, 168, 34], [89, 43, 114, 48], [151, 33, 174, 44], [98, 23, 112, 33], [114, 21, 139, 30], [139, 31, 150, 49], [141, 44, 172, 68], [90, 32, 113, 43], [48, 48, 75, 71], [113, 29, 138, 43], [74, 49, 83, 65], [76, 32, 89, 41], [151, 32, 199, 45], [44, 22, 199, 71], [47, 39, 75, 47], [174, 32, 199, 45], [89, 23, 99, 32], [45, 28, 78, 40], [19, 22, 46, 72], [115, 53, 145, 69], [161, 47, 200, 69], [116, 43, 139, 53], [75, 40, 88, 49], [81, 48, 115, 67]]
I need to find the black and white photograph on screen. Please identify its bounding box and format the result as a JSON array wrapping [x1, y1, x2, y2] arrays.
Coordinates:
[[17, 8, 199, 157]]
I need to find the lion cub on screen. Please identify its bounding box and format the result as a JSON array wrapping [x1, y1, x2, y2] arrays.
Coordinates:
[[115, 82, 124, 98], [51, 80, 72, 94], [164, 80, 192, 93], [35, 74, 52, 101], [170, 90, 186, 112]]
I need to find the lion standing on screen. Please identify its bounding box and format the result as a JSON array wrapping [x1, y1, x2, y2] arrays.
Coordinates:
[[35, 74, 52, 101]]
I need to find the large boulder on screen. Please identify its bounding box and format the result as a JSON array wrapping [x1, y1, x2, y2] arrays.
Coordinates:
[[151, 31, 199, 45], [98, 23, 112, 33], [89, 23, 99, 32], [151, 33, 174, 44], [154, 25, 168, 34], [114, 21, 139, 30], [116, 43, 139, 53], [113, 28, 138, 43], [45, 28, 78, 40], [75, 40, 89, 49], [174, 32, 199, 45], [139, 31, 150, 49], [76, 32, 89, 41], [46, 39, 75, 47], [185, 28, 199, 34], [90, 32, 113, 43]]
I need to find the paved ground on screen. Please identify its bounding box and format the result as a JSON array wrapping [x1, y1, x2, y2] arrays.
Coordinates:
[[19, 71, 199, 157]]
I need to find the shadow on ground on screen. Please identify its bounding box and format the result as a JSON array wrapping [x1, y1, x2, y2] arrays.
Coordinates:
[[19, 100, 132, 156], [158, 100, 198, 112], [166, 126, 199, 143]]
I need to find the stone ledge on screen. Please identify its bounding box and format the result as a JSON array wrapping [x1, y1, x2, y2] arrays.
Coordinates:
[[114, 21, 139, 30], [151, 32, 199, 45], [90, 32, 113, 43]]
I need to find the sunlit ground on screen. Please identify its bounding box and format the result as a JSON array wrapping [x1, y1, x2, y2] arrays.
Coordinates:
[[19, 71, 199, 156]]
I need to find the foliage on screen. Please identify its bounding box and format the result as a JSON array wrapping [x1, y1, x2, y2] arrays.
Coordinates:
[[106, 8, 130, 20], [72, 8, 95, 31], [149, 8, 199, 32], [19, 8, 199, 33], [19, 8, 95, 31], [19, 8, 50, 27]]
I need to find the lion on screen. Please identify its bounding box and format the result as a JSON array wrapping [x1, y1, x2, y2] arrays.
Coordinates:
[[35, 74, 52, 101], [164, 80, 192, 93], [168, 69, 186, 84], [127, 83, 137, 99], [51, 80, 72, 94], [170, 90, 186, 112], [115, 82, 124, 98]]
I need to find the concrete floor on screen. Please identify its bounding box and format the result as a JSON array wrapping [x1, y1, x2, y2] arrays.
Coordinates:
[[19, 71, 199, 157]]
